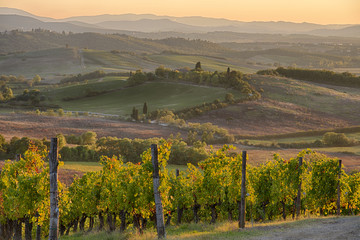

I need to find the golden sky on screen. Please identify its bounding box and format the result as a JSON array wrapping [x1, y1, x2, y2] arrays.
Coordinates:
[[1, 0, 359, 24]]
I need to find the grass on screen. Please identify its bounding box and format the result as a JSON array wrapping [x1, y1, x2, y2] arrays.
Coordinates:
[[148, 54, 253, 73], [0, 48, 84, 82], [0, 47, 256, 84], [83, 50, 143, 71], [62, 161, 102, 172], [53, 81, 244, 115], [43, 76, 127, 103], [315, 146, 360, 155], [61, 162, 189, 173], [249, 75, 360, 122], [59, 215, 356, 240]]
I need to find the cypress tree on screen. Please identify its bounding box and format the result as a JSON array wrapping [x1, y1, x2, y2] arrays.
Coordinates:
[[195, 62, 202, 71], [143, 102, 148, 115]]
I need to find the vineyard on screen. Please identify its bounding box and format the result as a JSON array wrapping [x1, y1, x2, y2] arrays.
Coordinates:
[[0, 141, 360, 240]]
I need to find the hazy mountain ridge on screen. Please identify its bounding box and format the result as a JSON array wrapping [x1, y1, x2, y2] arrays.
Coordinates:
[[0, 30, 228, 55], [0, 7, 359, 38]]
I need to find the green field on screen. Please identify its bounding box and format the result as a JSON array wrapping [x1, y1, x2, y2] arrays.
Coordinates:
[[43, 76, 128, 102], [49, 81, 244, 116], [148, 54, 253, 73]]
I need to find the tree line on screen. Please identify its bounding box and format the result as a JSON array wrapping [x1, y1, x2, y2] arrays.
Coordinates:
[[257, 67, 360, 88], [0, 133, 209, 165]]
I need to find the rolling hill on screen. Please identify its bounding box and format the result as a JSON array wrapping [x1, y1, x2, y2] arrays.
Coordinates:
[[43, 79, 244, 116]]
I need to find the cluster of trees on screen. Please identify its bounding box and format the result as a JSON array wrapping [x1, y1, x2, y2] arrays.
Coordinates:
[[132, 94, 236, 123], [14, 89, 46, 106], [0, 132, 209, 165], [1, 144, 359, 239], [132, 106, 234, 145], [0, 135, 48, 160], [0, 74, 41, 88], [0, 74, 45, 104], [128, 64, 260, 99], [322, 132, 358, 147], [173, 93, 239, 120], [257, 67, 360, 88], [60, 70, 128, 84]]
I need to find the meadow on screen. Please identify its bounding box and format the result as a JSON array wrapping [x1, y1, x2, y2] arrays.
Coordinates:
[[46, 81, 243, 116]]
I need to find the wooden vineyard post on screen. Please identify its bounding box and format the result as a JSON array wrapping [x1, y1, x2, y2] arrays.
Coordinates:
[[337, 159, 342, 216], [49, 138, 59, 240], [176, 169, 182, 225], [239, 151, 247, 229], [151, 144, 166, 239], [296, 157, 303, 219]]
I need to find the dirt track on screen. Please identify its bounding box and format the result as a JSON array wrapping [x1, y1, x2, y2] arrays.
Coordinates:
[[246, 216, 360, 240]]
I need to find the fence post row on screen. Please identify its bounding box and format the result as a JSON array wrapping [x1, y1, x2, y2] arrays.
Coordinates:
[[296, 157, 303, 219], [239, 151, 247, 229], [49, 138, 59, 240], [151, 144, 166, 239]]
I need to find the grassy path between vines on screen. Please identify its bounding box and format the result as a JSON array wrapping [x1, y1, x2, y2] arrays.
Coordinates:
[[61, 216, 360, 240]]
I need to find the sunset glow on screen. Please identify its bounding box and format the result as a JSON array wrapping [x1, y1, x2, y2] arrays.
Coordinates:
[[1, 0, 359, 24]]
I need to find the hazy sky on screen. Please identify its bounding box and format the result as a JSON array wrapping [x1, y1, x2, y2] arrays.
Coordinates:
[[1, 0, 359, 24]]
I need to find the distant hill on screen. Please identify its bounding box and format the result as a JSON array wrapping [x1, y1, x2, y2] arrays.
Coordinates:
[[0, 15, 131, 34], [0, 30, 227, 55], [95, 19, 201, 33], [309, 25, 360, 38], [0, 7, 54, 22], [0, 7, 359, 38]]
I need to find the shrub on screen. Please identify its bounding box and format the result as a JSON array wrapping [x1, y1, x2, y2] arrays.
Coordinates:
[[322, 132, 354, 147]]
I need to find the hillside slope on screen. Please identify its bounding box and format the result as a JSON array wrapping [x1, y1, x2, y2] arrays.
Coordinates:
[[189, 74, 360, 136], [0, 30, 228, 54]]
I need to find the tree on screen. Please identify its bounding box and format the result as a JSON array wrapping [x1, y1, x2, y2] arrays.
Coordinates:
[[225, 93, 235, 103], [81, 131, 97, 145], [131, 107, 139, 121], [322, 132, 352, 146], [56, 133, 67, 149], [143, 102, 148, 115], [1, 86, 13, 101], [195, 62, 202, 71], [32, 75, 41, 84], [0, 133, 5, 152]]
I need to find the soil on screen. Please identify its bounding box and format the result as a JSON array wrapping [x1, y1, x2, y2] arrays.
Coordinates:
[[245, 216, 360, 240], [0, 113, 186, 140], [190, 99, 353, 136], [1, 112, 359, 172]]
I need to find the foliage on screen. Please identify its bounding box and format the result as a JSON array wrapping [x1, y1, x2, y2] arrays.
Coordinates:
[[60, 70, 106, 84], [1, 143, 358, 239], [263, 67, 360, 88], [0, 147, 51, 238], [322, 132, 356, 147]]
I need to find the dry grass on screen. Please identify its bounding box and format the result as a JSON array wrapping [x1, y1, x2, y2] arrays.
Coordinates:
[[0, 113, 187, 141]]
